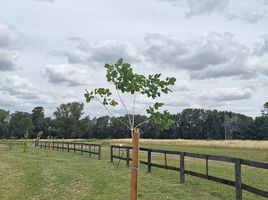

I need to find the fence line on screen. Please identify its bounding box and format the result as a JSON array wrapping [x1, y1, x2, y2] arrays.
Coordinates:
[[39, 141, 101, 160], [110, 145, 268, 200]]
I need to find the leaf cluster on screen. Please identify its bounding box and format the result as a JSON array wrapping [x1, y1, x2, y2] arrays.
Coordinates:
[[146, 103, 175, 130], [85, 58, 176, 130]]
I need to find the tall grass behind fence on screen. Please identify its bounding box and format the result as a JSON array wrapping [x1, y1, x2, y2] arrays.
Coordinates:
[[110, 139, 268, 150]]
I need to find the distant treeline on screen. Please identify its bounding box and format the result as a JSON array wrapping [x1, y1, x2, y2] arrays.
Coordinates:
[[0, 101, 268, 140]]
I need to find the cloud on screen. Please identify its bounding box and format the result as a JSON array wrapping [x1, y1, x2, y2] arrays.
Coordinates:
[[0, 75, 41, 100], [258, 0, 268, 5], [33, 0, 54, 2], [143, 32, 256, 79], [0, 90, 19, 108], [0, 50, 16, 71], [197, 87, 252, 102], [171, 80, 190, 91], [241, 13, 264, 23], [158, 0, 230, 17], [254, 34, 268, 55], [62, 37, 140, 67], [42, 64, 93, 86], [158, 0, 266, 24], [0, 22, 23, 71], [0, 74, 83, 112]]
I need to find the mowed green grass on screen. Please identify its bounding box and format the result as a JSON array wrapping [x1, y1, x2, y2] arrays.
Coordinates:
[[0, 143, 267, 200]]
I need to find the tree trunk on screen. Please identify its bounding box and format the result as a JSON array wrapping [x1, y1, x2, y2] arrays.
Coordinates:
[[131, 128, 140, 200]]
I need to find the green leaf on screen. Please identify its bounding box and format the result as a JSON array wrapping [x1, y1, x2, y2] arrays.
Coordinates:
[[110, 100, 118, 107], [154, 102, 164, 110], [117, 58, 123, 66]]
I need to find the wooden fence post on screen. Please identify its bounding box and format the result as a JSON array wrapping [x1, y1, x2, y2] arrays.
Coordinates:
[[165, 151, 167, 169], [67, 143, 69, 152], [74, 143, 76, 153], [110, 145, 113, 162], [148, 149, 152, 173], [235, 159, 242, 200], [81, 143, 83, 155], [98, 145, 101, 160], [180, 152, 185, 183], [206, 155, 209, 176], [126, 147, 130, 166], [89, 144, 91, 158]]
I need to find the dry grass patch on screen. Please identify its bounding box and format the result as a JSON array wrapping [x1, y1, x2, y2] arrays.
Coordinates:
[[110, 139, 268, 150]]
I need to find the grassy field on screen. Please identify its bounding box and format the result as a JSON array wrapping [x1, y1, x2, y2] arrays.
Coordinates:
[[0, 141, 267, 200]]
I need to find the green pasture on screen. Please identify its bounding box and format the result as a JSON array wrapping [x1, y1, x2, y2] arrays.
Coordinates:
[[0, 142, 267, 200]]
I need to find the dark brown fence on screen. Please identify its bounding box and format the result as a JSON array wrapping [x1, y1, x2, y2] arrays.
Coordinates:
[[110, 145, 268, 200], [40, 141, 101, 159]]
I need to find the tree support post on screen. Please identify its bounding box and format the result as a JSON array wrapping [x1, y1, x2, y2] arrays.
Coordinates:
[[131, 128, 140, 200]]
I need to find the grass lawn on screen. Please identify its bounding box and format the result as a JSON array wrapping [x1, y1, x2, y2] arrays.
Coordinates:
[[0, 142, 267, 200]]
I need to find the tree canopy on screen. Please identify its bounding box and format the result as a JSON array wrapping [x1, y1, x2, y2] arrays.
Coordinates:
[[85, 58, 176, 131]]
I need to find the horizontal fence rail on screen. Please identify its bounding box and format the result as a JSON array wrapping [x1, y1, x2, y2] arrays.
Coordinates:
[[110, 145, 268, 200], [39, 141, 101, 160], [0, 139, 36, 146]]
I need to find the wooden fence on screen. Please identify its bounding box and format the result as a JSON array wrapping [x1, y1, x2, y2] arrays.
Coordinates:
[[39, 141, 101, 160], [110, 145, 268, 200]]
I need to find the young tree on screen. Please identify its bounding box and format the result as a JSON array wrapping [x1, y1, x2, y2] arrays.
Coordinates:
[[84, 58, 176, 200], [22, 129, 30, 152]]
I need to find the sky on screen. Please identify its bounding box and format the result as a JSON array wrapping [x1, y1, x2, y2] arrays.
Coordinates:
[[0, 0, 268, 118]]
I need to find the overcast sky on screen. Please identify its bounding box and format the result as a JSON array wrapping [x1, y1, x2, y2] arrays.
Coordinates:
[[0, 0, 268, 118]]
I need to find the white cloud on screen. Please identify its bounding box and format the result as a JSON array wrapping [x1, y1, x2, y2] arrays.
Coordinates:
[[62, 37, 141, 67], [143, 32, 257, 79], [33, 0, 54, 2], [197, 87, 252, 102], [258, 0, 268, 5], [254, 34, 268, 55], [158, 0, 230, 17], [0, 74, 40, 100], [42, 64, 93, 86], [0, 50, 16, 71], [0, 22, 23, 71], [241, 13, 264, 23]]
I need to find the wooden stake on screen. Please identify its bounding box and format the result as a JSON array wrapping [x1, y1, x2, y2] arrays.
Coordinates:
[[131, 128, 140, 200]]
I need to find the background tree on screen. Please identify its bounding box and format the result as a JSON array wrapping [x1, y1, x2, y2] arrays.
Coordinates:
[[0, 109, 10, 139], [53, 102, 84, 138], [8, 111, 32, 139], [79, 116, 94, 139], [92, 115, 110, 139], [31, 106, 45, 138], [261, 101, 268, 117]]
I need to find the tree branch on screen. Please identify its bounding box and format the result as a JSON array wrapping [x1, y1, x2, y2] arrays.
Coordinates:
[[116, 88, 132, 128], [134, 119, 151, 129], [94, 95, 131, 130], [132, 92, 137, 130]]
